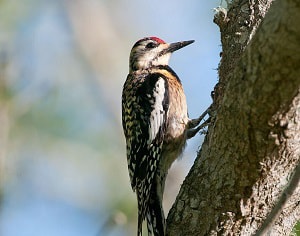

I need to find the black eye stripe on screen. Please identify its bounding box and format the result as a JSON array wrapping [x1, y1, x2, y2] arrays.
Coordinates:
[[146, 42, 157, 49]]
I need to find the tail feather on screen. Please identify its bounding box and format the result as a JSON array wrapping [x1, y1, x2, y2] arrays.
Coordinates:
[[137, 182, 149, 236], [138, 211, 143, 236], [147, 194, 165, 236], [136, 172, 166, 235], [146, 213, 153, 235]]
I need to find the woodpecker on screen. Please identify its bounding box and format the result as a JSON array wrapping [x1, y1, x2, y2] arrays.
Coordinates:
[[122, 37, 208, 236]]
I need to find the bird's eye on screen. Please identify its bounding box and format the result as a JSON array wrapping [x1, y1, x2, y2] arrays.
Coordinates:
[[146, 42, 157, 49]]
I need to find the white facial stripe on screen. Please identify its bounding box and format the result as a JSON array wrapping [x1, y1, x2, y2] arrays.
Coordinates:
[[132, 44, 171, 71], [152, 53, 171, 67]]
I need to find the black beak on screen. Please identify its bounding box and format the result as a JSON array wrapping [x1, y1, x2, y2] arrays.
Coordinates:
[[165, 40, 195, 54]]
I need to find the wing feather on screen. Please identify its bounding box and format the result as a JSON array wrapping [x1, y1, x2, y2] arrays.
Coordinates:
[[122, 72, 169, 235], [122, 72, 169, 189]]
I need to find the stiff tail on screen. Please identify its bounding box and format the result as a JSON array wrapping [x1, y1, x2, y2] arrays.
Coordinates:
[[136, 179, 165, 236], [137, 184, 148, 236], [146, 191, 165, 236], [137, 210, 143, 236]]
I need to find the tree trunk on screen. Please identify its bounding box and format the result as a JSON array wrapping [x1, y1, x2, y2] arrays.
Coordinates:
[[167, 0, 300, 235]]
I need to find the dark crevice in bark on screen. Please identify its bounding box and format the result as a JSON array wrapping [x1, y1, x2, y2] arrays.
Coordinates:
[[167, 0, 300, 235]]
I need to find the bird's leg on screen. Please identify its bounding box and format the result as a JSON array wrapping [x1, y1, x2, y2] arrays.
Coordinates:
[[187, 106, 210, 129], [187, 106, 211, 139], [187, 118, 210, 139]]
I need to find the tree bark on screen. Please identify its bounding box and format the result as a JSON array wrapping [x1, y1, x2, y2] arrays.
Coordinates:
[[167, 0, 300, 235]]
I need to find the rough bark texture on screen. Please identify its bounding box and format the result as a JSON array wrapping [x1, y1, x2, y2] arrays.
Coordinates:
[[167, 0, 300, 235]]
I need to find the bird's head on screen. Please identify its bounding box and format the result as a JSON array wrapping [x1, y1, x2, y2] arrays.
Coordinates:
[[129, 37, 194, 72]]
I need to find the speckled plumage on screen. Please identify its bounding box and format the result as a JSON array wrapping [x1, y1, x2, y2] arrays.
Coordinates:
[[122, 37, 204, 236]]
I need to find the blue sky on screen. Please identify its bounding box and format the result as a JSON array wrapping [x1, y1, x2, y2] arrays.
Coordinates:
[[0, 1, 221, 235]]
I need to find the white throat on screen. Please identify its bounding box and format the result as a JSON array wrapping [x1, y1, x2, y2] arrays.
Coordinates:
[[138, 53, 171, 70]]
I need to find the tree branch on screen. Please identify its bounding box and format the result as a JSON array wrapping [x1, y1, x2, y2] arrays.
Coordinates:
[[167, 0, 300, 235], [256, 161, 300, 235]]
